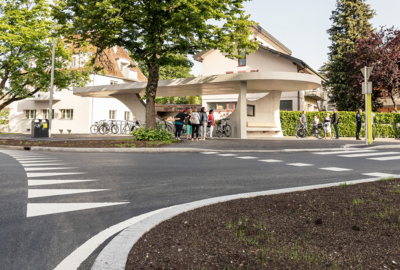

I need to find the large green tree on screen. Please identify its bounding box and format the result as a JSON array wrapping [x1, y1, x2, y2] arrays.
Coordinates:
[[0, 0, 91, 112], [322, 0, 375, 111], [53, 0, 258, 128]]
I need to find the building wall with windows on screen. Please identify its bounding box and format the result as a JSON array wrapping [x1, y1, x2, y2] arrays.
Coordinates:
[[9, 46, 147, 134]]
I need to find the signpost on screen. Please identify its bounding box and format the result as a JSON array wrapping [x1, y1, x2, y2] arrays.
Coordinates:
[[361, 66, 373, 145], [48, 21, 56, 138]]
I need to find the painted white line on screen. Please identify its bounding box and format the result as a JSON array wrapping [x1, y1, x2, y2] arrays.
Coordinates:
[[258, 159, 283, 163], [27, 202, 129, 217], [19, 160, 62, 164], [16, 158, 55, 161], [362, 172, 400, 178], [286, 163, 314, 167], [88, 176, 387, 270], [200, 152, 218, 154], [24, 167, 77, 172], [28, 180, 96, 186], [368, 156, 400, 161], [10, 155, 46, 158], [22, 163, 68, 167], [54, 207, 169, 270], [313, 150, 376, 155], [235, 156, 257, 159], [338, 152, 400, 158], [27, 172, 86, 178], [217, 154, 238, 157], [319, 167, 353, 172], [28, 189, 108, 198]]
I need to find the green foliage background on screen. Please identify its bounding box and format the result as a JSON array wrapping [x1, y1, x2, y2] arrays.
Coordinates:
[[281, 111, 400, 138], [131, 127, 173, 141], [0, 110, 9, 124]]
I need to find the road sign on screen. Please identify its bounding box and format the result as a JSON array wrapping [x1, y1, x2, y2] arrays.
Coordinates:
[[361, 66, 373, 81], [362, 81, 372, 94]]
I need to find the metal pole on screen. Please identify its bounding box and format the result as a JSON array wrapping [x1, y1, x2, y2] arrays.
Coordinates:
[[364, 67, 368, 146], [48, 21, 56, 138]]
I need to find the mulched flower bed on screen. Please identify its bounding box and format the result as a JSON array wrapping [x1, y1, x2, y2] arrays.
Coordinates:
[[0, 139, 181, 148], [127, 179, 400, 270]]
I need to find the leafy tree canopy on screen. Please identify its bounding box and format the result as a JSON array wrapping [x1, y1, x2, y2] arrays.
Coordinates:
[[0, 0, 91, 111], [322, 0, 375, 111], [53, 0, 259, 128]]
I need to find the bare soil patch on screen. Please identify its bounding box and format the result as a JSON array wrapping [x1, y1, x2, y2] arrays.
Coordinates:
[[127, 179, 400, 270], [0, 139, 182, 148]]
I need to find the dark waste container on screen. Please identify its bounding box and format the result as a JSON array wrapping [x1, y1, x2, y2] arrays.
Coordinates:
[[31, 119, 49, 138]]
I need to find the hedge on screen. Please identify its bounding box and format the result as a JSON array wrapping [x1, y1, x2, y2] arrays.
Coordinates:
[[280, 111, 400, 138]]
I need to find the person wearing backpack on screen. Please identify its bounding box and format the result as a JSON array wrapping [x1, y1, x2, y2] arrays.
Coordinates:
[[190, 107, 200, 141], [174, 109, 186, 140], [199, 107, 208, 141]]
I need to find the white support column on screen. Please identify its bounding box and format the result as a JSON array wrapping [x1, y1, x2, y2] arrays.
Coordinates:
[[238, 81, 247, 139]]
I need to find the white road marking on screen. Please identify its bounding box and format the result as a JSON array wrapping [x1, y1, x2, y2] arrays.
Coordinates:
[[338, 152, 400, 158], [54, 207, 169, 270], [200, 152, 218, 154], [27, 202, 129, 217], [16, 158, 55, 161], [319, 167, 353, 172], [258, 159, 283, 163], [19, 160, 62, 164], [368, 156, 400, 161], [217, 154, 238, 157], [286, 163, 314, 167], [24, 167, 77, 172], [313, 150, 376, 155], [22, 163, 68, 167], [362, 172, 400, 178], [27, 172, 86, 178], [9, 155, 45, 158], [28, 180, 96, 186], [235, 156, 258, 159], [28, 189, 108, 198]]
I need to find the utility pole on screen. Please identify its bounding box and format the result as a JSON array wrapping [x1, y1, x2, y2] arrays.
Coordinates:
[[48, 21, 56, 138], [361, 66, 373, 145]]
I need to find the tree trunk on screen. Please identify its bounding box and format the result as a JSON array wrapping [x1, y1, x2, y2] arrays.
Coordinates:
[[146, 63, 160, 128], [390, 94, 398, 113]]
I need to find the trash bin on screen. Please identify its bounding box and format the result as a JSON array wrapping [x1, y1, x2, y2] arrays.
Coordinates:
[[31, 119, 49, 138]]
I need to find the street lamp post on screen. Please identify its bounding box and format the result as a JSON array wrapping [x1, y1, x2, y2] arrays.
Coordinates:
[[48, 21, 56, 138], [361, 66, 373, 145]]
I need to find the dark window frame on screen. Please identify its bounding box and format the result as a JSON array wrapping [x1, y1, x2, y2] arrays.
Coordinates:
[[238, 50, 247, 66], [247, 104, 255, 117]]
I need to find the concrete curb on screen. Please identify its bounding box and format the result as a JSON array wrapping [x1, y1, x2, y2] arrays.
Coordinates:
[[91, 176, 399, 270]]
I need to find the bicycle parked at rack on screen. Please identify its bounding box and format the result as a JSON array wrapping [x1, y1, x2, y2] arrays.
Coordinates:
[[216, 118, 232, 137], [121, 120, 141, 134], [96, 120, 119, 135], [296, 122, 324, 139]]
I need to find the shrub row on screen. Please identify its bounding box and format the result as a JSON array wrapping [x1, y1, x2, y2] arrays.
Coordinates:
[[280, 111, 400, 138]]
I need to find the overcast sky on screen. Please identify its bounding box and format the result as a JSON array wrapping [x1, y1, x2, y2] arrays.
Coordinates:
[[190, 0, 400, 76]]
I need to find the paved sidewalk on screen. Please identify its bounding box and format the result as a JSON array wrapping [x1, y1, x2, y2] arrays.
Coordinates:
[[0, 133, 131, 141]]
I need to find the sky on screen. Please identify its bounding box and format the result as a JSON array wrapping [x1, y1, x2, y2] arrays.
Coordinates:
[[190, 0, 400, 76]]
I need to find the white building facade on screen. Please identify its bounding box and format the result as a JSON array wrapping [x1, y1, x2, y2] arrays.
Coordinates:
[[9, 46, 147, 134]]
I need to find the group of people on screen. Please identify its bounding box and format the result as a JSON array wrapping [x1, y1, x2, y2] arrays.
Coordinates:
[[173, 107, 215, 141], [301, 108, 374, 140]]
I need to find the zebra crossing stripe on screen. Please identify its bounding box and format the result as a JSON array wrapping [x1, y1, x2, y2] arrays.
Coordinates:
[[258, 159, 283, 163], [362, 172, 400, 178], [286, 163, 314, 167], [319, 167, 352, 172], [313, 150, 376, 155], [28, 180, 96, 186], [24, 167, 77, 172], [218, 154, 238, 157], [236, 156, 257, 159], [368, 156, 400, 161], [338, 152, 400, 158], [27, 172, 86, 178], [28, 189, 109, 198]]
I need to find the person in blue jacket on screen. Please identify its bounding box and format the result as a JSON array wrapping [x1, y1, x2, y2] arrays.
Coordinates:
[[356, 109, 362, 140]]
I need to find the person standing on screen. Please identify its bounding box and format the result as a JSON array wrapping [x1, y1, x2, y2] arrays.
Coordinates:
[[199, 107, 208, 141], [174, 110, 186, 140], [312, 115, 320, 138], [207, 109, 215, 139], [356, 109, 362, 140], [332, 109, 339, 139], [185, 109, 192, 140], [299, 110, 307, 126], [324, 113, 333, 139], [190, 107, 200, 141]]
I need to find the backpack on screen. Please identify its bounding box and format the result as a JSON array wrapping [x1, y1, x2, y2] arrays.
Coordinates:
[[190, 113, 198, 124]]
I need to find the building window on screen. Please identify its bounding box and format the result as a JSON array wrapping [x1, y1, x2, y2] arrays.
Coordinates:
[[238, 50, 246, 66], [109, 110, 116, 120], [247, 105, 255, 117], [110, 81, 118, 85], [42, 109, 54, 119], [24, 110, 36, 119], [60, 109, 73, 120], [207, 102, 237, 112], [124, 111, 131, 120], [280, 100, 293, 111]]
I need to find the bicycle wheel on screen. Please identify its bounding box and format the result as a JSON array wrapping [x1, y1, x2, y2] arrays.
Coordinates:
[[90, 125, 98, 134], [216, 126, 223, 137], [121, 125, 128, 134], [99, 125, 107, 135], [167, 124, 174, 133], [296, 128, 305, 138], [111, 125, 119, 134], [224, 124, 232, 137]]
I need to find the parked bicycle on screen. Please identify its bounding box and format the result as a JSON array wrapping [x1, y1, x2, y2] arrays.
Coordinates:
[[216, 118, 232, 137], [98, 120, 119, 135], [121, 120, 141, 134], [296, 122, 324, 139], [157, 118, 174, 133]]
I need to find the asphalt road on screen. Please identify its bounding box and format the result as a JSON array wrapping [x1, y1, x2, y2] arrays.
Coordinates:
[[1, 148, 400, 270]]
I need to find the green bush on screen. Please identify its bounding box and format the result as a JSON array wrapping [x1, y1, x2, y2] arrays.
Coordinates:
[[280, 111, 400, 138], [131, 127, 173, 141]]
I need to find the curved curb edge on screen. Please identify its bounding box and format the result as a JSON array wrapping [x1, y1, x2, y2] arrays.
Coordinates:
[[90, 176, 395, 270]]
